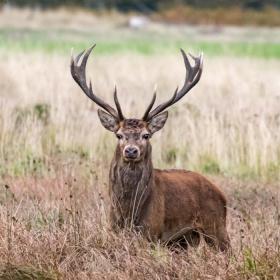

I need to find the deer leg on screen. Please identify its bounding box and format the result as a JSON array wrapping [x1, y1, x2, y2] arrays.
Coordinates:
[[164, 229, 201, 251], [203, 223, 230, 252], [183, 230, 201, 247]]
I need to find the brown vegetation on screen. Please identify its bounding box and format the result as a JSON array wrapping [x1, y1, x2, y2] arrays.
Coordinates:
[[155, 5, 280, 26], [0, 174, 279, 279]]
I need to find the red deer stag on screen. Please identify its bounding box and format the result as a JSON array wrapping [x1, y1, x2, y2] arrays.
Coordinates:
[[71, 45, 230, 251]]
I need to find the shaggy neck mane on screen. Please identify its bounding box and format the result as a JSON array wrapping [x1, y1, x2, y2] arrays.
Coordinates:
[[109, 144, 153, 227]]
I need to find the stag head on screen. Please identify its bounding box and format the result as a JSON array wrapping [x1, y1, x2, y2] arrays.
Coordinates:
[[71, 45, 203, 162]]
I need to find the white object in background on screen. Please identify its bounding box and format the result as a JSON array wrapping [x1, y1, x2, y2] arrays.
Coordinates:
[[128, 16, 149, 29]]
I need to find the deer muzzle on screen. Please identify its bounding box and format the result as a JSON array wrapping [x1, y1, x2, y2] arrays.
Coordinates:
[[123, 145, 140, 160]]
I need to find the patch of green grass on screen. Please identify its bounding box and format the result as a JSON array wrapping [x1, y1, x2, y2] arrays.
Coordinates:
[[228, 161, 280, 182], [198, 154, 221, 174], [0, 264, 58, 280], [189, 40, 280, 59], [14, 103, 51, 127], [164, 147, 179, 164], [9, 152, 46, 177], [1, 27, 280, 58]]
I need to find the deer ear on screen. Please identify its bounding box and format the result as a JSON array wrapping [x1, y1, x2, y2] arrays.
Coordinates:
[[148, 111, 168, 134], [97, 109, 119, 132]]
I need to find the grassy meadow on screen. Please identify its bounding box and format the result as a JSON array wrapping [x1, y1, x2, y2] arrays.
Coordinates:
[[0, 7, 279, 279]]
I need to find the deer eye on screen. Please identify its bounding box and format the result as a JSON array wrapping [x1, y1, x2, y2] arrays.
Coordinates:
[[116, 134, 123, 140], [142, 134, 150, 140]]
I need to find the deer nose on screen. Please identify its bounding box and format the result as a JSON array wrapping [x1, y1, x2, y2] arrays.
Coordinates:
[[124, 146, 139, 159]]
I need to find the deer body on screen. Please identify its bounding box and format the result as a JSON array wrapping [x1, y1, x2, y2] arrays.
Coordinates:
[[108, 119, 229, 250], [71, 45, 230, 251]]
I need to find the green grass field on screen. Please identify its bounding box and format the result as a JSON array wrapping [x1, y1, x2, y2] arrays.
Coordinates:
[[1, 27, 280, 58]]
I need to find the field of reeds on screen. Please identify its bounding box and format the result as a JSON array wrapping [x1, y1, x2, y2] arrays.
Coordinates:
[[0, 7, 279, 280]]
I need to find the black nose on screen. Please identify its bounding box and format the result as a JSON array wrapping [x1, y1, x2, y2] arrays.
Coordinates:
[[124, 146, 138, 159]]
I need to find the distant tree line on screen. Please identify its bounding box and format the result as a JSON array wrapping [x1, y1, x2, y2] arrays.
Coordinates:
[[2, 0, 280, 11]]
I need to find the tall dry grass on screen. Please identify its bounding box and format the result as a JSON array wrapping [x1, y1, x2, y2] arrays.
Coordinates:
[[0, 53, 279, 181], [0, 170, 279, 279]]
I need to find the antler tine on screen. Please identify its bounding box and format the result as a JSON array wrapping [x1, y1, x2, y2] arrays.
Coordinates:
[[146, 88, 178, 121], [114, 86, 125, 121], [146, 50, 203, 121], [172, 50, 203, 104], [71, 44, 119, 119], [142, 91, 157, 121]]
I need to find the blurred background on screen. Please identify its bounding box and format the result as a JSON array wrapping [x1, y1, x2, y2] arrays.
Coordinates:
[[0, 0, 279, 181], [3, 0, 280, 25]]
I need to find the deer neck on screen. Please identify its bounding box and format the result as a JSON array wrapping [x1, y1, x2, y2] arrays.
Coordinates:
[[109, 144, 153, 226]]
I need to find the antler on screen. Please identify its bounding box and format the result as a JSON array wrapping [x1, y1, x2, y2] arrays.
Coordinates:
[[71, 44, 124, 120], [143, 49, 203, 121]]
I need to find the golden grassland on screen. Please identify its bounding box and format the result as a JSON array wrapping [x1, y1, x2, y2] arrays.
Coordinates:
[[0, 53, 279, 180], [0, 8, 279, 279]]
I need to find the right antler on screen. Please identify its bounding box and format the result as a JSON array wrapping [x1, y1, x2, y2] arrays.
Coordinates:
[[71, 45, 124, 120], [143, 49, 203, 121]]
